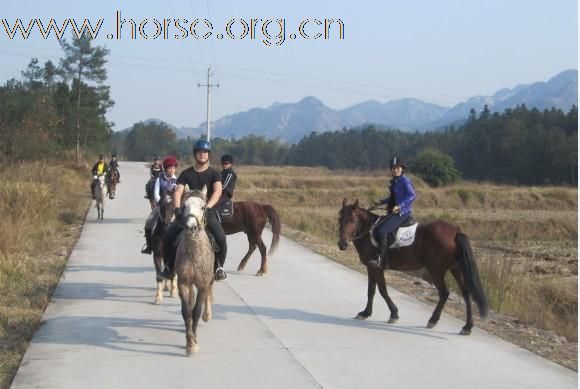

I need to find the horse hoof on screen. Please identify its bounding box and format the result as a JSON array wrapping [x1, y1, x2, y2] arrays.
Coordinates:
[[186, 344, 199, 355], [170, 290, 178, 298], [427, 320, 438, 329], [202, 313, 211, 322], [388, 317, 399, 324], [354, 314, 367, 320], [255, 271, 264, 277], [153, 297, 161, 305], [237, 266, 245, 272], [459, 328, 472, 336]]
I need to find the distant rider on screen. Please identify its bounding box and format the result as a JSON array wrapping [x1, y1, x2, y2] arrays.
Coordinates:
[[91, 155, 108, 200]]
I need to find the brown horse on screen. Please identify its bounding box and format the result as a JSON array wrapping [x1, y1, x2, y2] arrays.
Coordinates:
[[107, 169, 119, 200], [151, 196, 177, 304], [337, 199, 488, 335], [221, 201, 281, 276]]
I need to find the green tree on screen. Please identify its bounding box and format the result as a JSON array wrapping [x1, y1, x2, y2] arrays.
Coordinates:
[[411, 148, 461, 187], [124, 121, 177, 161], [59, 33, 112, 162]]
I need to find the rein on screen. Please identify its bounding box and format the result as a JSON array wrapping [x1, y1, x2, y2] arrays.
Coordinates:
[[351, 206, 378, 241]]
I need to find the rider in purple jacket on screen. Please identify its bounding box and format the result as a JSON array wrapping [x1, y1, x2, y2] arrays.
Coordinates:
[[368, 156, 416, 269]]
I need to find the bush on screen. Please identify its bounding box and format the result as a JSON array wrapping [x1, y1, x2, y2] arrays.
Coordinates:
[[412, 148, 461, 187]]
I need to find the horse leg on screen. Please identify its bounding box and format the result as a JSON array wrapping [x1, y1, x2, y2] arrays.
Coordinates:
[[170, 275, 178, 298], [154, 280, 163, 305], [202, 284, 213, 322], [373, 268, 399, 323], [179, 283, 196, 355], [154, 252, 163, 305], [450, 266, 473, 335], [237, 237, 257, 272], [355, 267, 377, 320], [426, 270, 450, 329], [255, 234, 268, 276], [191, 287, 208, 350]]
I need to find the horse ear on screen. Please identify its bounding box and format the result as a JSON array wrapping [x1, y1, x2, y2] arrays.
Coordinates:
[[201, 185, 208, 197], [354, 199, 359, 209], [342, 198, 347, 207], [184, 184, 191, 193]]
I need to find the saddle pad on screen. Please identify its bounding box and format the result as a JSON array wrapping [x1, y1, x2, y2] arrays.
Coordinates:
[[389, 223, 418, 249]]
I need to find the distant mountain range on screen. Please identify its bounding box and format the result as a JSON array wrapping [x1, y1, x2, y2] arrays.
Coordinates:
[[121, 69, 577, 143]]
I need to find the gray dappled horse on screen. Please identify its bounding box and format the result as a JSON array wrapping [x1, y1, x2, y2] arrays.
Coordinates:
[[174, 187, 214, 355]]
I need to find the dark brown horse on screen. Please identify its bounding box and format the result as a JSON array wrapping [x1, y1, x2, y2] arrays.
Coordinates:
[[221, 201, 281, 276], [151, 196, 177, 304], [337, 199, 488, 335], [107, 169, 119, 200]]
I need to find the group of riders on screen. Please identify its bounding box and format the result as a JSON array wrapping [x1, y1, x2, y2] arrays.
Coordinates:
[[138, 139, 237, 282], [91, 140, 414, 279], [90, 154, 121, 199]]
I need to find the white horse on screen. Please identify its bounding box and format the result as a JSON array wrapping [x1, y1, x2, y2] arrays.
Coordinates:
[[94, 175, 108, 221]]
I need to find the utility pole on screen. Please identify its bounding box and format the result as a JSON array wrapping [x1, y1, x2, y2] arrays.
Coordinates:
[[198, 66, 219, 144]]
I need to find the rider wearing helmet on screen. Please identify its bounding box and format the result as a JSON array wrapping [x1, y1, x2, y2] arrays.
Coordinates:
[[368, 156, 416, 269], [150, 156, 163, 178], [145, 156, 164, 209], [108, 154, 120, 183], [141, 156, 179, 255], [158, 139, 228, 281], [217, 154, 237, 215], [91, 154, 108, 200]]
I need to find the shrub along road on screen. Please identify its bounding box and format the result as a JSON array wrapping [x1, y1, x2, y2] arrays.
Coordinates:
[[10, 162, 577, 388]]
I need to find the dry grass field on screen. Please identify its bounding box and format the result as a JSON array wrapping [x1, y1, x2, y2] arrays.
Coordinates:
[[232, 165, 577, 369], [0, 161, 89, 389]]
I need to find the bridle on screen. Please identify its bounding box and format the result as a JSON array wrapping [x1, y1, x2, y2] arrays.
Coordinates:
[[343, 206, 381, 242]]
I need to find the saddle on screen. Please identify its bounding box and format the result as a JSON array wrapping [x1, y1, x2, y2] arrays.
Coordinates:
[[216, 199, 234, 220], [370, 214, 418, 249]]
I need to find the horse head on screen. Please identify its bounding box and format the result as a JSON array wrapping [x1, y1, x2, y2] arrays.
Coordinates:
[[159, 196, 175, 226], [181, 185, 208, 231], [97, 175, 106, 188], [338, 198, 361, 250]]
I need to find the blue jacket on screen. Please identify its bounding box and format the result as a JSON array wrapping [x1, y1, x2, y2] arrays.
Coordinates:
[[379, 175, 416, 216]]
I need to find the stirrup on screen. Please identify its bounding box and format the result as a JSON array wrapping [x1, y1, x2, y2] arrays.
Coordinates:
[[367, 256, 382, 269]]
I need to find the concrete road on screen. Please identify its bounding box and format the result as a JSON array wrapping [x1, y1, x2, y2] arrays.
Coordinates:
[[11, 162, 577, 389]]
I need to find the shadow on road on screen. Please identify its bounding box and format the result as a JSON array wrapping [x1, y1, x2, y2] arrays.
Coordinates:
[[212, 304, 449, 340], [33, 316, 184, 357]]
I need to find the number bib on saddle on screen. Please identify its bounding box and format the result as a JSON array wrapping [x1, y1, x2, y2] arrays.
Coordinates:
[[389, 223, 418, 248]]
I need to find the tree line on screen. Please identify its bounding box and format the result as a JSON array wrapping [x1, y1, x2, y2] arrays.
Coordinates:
[[119, 104, 577, 186], [0, 34, 113, 161], [283, 105, 577, 185]]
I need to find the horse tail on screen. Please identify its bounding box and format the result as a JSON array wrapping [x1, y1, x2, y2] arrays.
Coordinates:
[[455, 232, 489, 319], [262, 204, 281, 255]]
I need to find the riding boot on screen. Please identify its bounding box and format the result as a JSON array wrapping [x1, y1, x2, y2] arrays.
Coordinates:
[[367, 235, 383, 269], [379, 234, 390, 269], [141, 228, 152, 254]]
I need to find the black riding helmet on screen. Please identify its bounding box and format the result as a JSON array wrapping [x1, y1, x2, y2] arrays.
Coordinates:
[[221, 154, 234, 164], [389, 156, 406, 169]]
